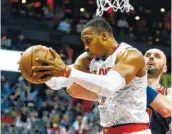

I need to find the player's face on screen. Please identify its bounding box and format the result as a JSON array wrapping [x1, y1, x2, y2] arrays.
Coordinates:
[[144, 49, 167, 76], [81, 27, 107, 58]]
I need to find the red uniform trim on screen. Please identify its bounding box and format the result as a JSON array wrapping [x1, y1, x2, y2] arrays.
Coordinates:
[[157, 86, 166, 95], [103, 123, 149, 134], [113, 44, 119, 53]]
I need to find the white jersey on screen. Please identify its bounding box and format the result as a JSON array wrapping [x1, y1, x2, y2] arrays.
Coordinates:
[[89, 42, 149, 127]]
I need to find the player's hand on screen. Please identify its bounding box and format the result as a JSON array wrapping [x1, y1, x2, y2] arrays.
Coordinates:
[[32, 48, 67, 81]]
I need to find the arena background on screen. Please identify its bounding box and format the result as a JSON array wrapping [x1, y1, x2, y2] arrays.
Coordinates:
[[1, 0, 171, 133]]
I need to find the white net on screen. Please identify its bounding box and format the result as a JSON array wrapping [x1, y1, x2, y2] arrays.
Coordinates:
[[96, 0, 134, 16]]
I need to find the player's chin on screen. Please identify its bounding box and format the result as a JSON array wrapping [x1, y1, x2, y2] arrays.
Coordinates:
[[91, 55, 99, 59], [88, 52, 100, 59], [146, 65, 155, 69]]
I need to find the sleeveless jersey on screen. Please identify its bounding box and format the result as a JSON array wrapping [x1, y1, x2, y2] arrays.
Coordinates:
[[147, 86, 172, 134], [89, 42, 149, 127]]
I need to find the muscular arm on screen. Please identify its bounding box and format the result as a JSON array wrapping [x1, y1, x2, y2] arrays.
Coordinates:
[[66, 52, 99, 101], [45, 52, 99, 101], [67, 83, 99, 101], [46, 49, 145, 99], [112, 49, 146, 83], [148, 87, 172, 118], [67, 49, 146, 96], [150, 93, 172, 118]]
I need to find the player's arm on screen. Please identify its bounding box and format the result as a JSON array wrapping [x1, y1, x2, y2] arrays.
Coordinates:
[[66, 49, 145, 97], [147, 86, 172, 118], [66, 83, 99, 101], [66, 52, 99, 101], [33, 48, 145, 97], [149, 94, 172, 118], [44, 52, 89, 89], [45, 52, 99, 101]]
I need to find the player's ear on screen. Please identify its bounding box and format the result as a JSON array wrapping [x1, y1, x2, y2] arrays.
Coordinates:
[[101, 32, 108, 40], [163, 65, 167, 73]]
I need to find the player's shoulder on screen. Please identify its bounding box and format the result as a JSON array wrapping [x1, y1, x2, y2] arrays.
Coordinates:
[[75, 52, 91, 63], [158, 86, 171, 96], [116, 44, 144, 64]]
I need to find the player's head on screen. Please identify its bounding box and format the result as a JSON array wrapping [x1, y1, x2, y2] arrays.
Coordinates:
[[144, 48, 167, 78], [81, 17, 114, 58]]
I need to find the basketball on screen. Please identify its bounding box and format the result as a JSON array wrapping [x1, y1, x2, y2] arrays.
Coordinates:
[[19, 45, 54, 84]]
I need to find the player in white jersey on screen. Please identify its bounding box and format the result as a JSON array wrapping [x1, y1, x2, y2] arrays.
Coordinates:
[[32, 18, 151, 134]]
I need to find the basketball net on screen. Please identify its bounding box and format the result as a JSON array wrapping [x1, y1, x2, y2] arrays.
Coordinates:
[[96, 0, 134, 16]]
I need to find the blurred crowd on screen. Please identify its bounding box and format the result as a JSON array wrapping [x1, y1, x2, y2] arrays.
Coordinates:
[[1, 74, 101, 134], [1, 33, 99, 133], [1, 33, 30, 51], [1, 0, 171, 47]]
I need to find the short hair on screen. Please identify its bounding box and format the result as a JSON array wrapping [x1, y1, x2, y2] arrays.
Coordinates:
[[84, 17, 113, 35]]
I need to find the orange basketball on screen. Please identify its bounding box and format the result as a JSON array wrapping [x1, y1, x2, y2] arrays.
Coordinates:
[[19, 45, 54, 84]]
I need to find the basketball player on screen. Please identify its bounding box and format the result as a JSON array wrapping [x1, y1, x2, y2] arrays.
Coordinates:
[[144, 48, 172, 134], [32, 18, 151, 134]]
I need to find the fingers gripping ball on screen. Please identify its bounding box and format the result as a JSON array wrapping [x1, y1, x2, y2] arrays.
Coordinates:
[[18, 45, 54, 84]]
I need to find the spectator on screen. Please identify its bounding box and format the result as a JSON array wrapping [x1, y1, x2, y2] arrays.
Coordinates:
[[1, 110, 14, 126], [65, 44, 74, 65], [51, 114, 60, 133], [44, 121, 54, 134], [128, 27, 136, 41], [1, 35, 12, 49], [60, 114, 70, 128], [117, 16, 129, 40], [57, 18, 71, 33], [80, 113, 92, 133], [59, 44, 74, 65], [15, 105, 31, 133], [117, 16, 129, 28], [162, 11, 171, 45], [42, 6, 54, 19], [76, 19, 88, 33], [71, 115, 83, 132], [136, 18, 148, 41], [13, 33, 28, 51]]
